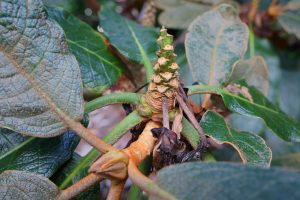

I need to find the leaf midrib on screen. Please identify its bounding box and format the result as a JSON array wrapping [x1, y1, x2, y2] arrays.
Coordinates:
[[124, 20, 154, 81], [0, 137, 35, 160], [208, 23, 225, 85], [67, 39, 122, 84]]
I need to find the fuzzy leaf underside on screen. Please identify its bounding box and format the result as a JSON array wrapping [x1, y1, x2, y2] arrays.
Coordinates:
[[0, 170, 60, 200], [153, 162, 300, 200], [158, 3, 210, 29], [0, 0, 83, 137], [279, 8, 300, 39], [185, 3, 249, 85], [228, 56, 269, 96]]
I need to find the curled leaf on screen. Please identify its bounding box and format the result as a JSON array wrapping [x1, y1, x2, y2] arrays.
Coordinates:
[[201, 111, 272, 167]]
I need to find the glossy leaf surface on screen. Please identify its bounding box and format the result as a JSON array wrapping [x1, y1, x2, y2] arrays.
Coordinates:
[[99, 2, 158, 70], [48, 8, 124, 94], [0, 128, 79, 177], [188, 83, 300, 142], [201, 111, 271, 166]]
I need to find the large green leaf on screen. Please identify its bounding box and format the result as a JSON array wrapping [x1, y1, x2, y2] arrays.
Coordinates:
[[201, 111, 271, 167], [188, 83, 300, 142], [0, 128, 79, 177], [99, 1, 158, 79], [185, 3, 249, 85], [0, 170, 60, 200], [51, 153, 100, 199], [228, 56, 269, 96], [0, 0, 83, 136], [48, 8, 124, 94], [158, 3, 210, 29], [153, 162, 300, 200]]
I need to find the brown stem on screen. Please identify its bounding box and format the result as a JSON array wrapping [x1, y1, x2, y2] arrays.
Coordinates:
[[201, 94, 212, 109], [58, 173, 104, 200], [162, 97, 170, 129], [107, 180, 125, 200], [176, 94, 207, 148], [128, 160, 177, 200], [65, 117, 117, 153]]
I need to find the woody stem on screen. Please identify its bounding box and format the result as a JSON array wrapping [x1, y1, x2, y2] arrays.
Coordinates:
[[58, 173, 104, 200]]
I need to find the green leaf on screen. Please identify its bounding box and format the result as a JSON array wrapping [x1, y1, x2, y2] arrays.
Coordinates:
[[153, 162, 300, 200], [0, 128, 79, 177], [185, 3, 249, 85], [51, 153, 100, 199], [99, 1, 159, 81], [43, 0, 83, 13], [181, 117, 200, 149], [0, 0, 83, 136], [0, 170, 60, 200], [0, 129, 27, 155], [201, 111, 271, 167], [48, 8, 124, 94], [158, 3, 210, 29], [188, 83, 300, 142], [278, 3, 300, 39], [272, 153, 300, 170], [154, 0, 186, 10], [228, 56, 269, 96]]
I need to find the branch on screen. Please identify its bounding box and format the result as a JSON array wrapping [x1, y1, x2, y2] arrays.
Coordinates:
[[58, 173, 104, 200], [59, 111, 145, 189], [65, 117, 117, 153], [107, 180, 125, 200], [84, 93, 141, 113], [162, 97, 170, 129], [176, 94, 207, 148]]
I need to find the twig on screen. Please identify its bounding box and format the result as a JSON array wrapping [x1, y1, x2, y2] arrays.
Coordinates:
[[65, 117, 117, 153], [58, 173, 104, 200], [162, 97, 170, 129], [107, 180, 125, 200], [176, 94, 207, 148], [172, 107, 183, 137]]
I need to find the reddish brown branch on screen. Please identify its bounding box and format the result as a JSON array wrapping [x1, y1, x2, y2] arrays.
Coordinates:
[[58, 173, 104, 200], [176, 94, 207, 148], [107, 180, 125, 200]]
